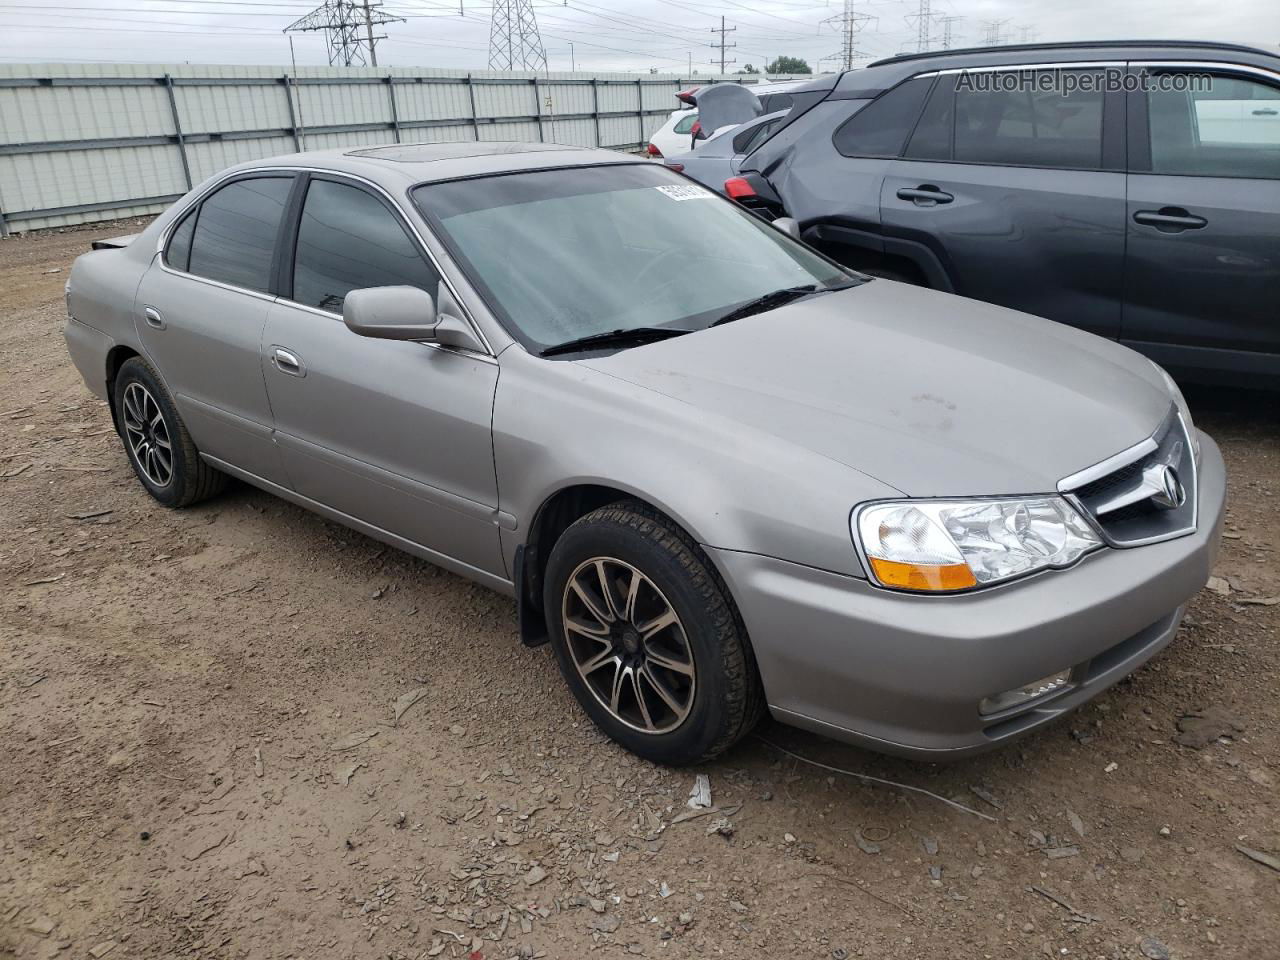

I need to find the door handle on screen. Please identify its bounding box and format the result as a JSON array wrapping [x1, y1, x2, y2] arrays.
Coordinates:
[[271, 347, 305, 377], [896, 185, 954, 205], [1133, 207, 1207, 232], [1252, 108, 1278, 116], [143, 306, 165, 330]]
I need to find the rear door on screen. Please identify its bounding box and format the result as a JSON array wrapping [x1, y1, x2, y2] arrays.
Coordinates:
[[880, 68, 1127, 338], [1122, 65, 1280, 378], [261, 174, 504, 578], [135, 173, 295, 483]]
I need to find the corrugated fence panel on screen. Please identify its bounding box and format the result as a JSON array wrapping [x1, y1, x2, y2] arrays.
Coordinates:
[[0, 64, 804, 232]]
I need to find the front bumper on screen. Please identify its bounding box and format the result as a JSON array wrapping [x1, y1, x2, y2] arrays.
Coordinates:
[[712, 432, 1227, 759]]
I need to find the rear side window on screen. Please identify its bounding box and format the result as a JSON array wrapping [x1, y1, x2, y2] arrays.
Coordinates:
[[759, 93, 793, 114], [674, 113, 697, 135], [1146, 73, 1280, 178], [164, 209, 196, 273], [187, 176, 293, 293], [953, 71, 1104, 169], [291, 179, 440, 313], [733, 118, 780, 155], [833, 77, 934, 158], [904, 75, 956, 160]]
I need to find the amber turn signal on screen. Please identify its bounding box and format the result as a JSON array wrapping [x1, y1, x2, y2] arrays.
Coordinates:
[[868, 557, 978, 592]]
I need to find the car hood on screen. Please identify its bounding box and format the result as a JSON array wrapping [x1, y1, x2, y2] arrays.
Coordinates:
[[582, 280, 1173, 497]]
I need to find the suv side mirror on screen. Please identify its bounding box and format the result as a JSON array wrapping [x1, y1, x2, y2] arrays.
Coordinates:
[[344, 286, 437, 340], [771, 216, 801, 241]]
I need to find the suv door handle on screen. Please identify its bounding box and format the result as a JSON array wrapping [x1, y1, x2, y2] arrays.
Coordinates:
[[896, 185, 954, 205], [1133, 207, 1208, 232], [143, 306, 165, 330], [1252, 108, 1278, 116], [271, 347, 305, 377]]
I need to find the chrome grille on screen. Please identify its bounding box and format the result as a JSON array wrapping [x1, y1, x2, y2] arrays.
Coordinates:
[[1060, 407, 1198, 547]]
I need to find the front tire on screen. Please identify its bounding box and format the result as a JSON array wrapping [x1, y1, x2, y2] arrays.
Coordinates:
[[113, 356, 227, 508], [543, 502, 763, 765]]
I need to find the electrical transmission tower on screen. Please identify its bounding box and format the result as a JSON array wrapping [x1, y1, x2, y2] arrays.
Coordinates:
[[906, 0, 937, 54], [285, 0, 402, 67], [709, 17, 736, 74], [821, 0, 874, 71], [938, 15, 963, 50], [488, 0, 548, 72], [981, 18, 1011, 46], [1017, 25, 1040, 43]]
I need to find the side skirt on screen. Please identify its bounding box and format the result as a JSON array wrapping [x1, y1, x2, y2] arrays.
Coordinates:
[[201, 453, 516, 598]]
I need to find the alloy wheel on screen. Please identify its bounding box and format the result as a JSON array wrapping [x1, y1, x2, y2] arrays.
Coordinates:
[[561, 557, 696, 734], [121, 381, 174, 487]]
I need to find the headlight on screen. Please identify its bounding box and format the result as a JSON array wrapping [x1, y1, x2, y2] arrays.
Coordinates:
[[1151, 360, 1199, 464], [854, 497, 1102, 593]]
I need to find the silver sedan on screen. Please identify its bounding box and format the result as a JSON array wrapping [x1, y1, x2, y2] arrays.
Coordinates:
[[64, 142, 1225, 764]]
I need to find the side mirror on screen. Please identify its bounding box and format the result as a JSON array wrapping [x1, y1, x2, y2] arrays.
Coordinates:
[[343, 286, 437, 341], [771, 216, 801, 241]]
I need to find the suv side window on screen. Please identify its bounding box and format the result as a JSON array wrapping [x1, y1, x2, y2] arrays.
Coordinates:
[[833, 76, 933, 158], [953, 70, 1104, 169], [733, 117, 781, 155], [904, 75, 957, 160], [291, 178, 441, 313], [1146, 72, 1280, 178], [673, 113, 698, 135], [759, 93, 793, 114], [186, 176, 293, 293]]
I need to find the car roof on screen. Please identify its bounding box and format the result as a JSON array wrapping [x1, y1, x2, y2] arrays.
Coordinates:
[[224, 141, 641, 191], [841, 39, 1280, 96]]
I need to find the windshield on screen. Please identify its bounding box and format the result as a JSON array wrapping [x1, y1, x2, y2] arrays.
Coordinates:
[[412, 164, 851, 354]]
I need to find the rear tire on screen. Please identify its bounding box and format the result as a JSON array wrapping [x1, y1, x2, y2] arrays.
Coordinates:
[[113, 356, 227, 508], [543, 501, 764, 765]]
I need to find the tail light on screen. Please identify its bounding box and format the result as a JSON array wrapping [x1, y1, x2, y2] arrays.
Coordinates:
[[676, 87, 699, 106], [690, 120, 703, 141], [722, 173, 786, 221], [646, 143, 662, 157], [724, 177, 755, 200], [666, 162, 685, 173]]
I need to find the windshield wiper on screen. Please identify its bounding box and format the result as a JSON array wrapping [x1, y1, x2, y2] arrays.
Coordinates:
[[707, 284, 822, 328], [540, 326, 693, 358]]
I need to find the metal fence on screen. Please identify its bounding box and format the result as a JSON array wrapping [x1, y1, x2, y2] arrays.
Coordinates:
[[0, 63, 799, 233]]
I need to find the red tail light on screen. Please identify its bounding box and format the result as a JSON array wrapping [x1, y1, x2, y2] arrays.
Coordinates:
[[676, 87, 699, 106], [666, 163, 685, 173], [690, 120, 702, 139], [724, 177, 756, 200], [646, 143, 662, 157]]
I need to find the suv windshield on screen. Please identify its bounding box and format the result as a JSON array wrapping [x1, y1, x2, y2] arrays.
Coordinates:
[[412, 164, 852, 354]]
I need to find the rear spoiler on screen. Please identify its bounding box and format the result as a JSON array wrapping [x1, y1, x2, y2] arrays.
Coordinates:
[[90, 233, 141, 251]]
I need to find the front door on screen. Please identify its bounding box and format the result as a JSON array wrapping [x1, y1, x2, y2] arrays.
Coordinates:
[[880, 69, 1127, 339], [1123, 67, 1280, 379], [135, 174, 295, 483], [261, 175, 504, 578]]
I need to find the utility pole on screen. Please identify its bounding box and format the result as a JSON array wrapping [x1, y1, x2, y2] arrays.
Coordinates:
[[821, 0, 873, 71], [709, 16, 736, 74], [488, 0, 547, 71], [906, 0, 936, 54], [568, 41, 575, 71], [285, 0, 402, 67], [938, 15, 962, 50]]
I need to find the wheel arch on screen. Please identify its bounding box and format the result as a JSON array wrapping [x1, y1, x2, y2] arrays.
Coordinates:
[[104, 344, 142, 432]]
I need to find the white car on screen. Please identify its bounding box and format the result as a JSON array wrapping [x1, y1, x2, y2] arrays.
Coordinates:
[[646, 79, 809, 160]]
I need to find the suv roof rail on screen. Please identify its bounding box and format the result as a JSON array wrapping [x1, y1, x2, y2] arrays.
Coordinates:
[[867, 39, 1280, 68]]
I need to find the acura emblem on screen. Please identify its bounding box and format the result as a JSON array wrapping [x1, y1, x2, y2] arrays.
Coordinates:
[[1146, 464, 1186, 510]]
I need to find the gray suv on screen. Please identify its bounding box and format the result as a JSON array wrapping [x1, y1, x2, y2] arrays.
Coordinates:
[[733, 41, 1280, 387]]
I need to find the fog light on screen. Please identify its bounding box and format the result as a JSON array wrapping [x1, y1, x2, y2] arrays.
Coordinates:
[[979, 669, 1071, 716]]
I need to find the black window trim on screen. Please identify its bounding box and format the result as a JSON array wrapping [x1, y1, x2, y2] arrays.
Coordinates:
[[1126, 61, 1280, 179], [153, 164, 493, 356]]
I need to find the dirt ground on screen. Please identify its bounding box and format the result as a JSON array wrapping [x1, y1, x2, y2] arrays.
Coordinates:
[[1, 221, 1277, 960]]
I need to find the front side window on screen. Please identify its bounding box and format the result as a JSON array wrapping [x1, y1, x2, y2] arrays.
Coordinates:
[[413, 164, 851, 354], [187, 176, 293, 293], [674, 113, 698, 135], [833, 77, 933, 158], [1147, 73, 1280, 178], [953, 70, 1104, 169], [291, 179, 441, 313]]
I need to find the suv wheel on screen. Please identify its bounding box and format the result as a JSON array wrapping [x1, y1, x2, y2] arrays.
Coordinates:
[[113, 356, 227, 508], [543, 501, 764, 765]]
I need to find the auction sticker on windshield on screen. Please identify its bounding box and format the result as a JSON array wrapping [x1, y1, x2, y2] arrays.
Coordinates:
[[655, 184, 714, 201]]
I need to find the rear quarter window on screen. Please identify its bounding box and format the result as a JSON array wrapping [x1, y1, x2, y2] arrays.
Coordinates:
[[833, 77, 934, 158], [674, 113, 698, 135]]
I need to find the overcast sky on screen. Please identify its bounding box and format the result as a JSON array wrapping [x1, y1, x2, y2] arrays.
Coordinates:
[[0, 0, 1275, 73]]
